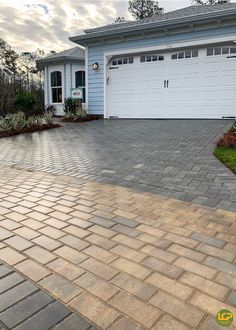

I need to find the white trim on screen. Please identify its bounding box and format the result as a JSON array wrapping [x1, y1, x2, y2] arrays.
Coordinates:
[[85, 46, 89, 110], [104, 34, 236, 118], [104, 53, 108, 119]]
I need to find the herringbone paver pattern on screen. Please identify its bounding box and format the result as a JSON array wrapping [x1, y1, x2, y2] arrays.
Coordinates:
[[0, 166, 236, 329], [0, 120, 235, 210]]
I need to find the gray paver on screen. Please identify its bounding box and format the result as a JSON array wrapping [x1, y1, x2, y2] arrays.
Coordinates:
[[0, 281, 38, 312], [0, 265, 13, 278], [0, 119, 235, 210], [14, 301, 71, 330], [0, 273, 24, 294], [191, 233, 225, 248], [54, 313, 92, 330], [226, 290, 236, 307], [204, 257, 236, 276], [0, 264, 97, 330], [0, 291, 53, 328]]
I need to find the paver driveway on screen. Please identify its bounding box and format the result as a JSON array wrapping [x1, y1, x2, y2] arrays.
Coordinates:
[[0, 119, 235, 210], [0, 166, 236, 329]]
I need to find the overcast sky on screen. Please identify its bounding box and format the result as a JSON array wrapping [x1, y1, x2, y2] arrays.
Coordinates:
[[0, 0, 235, 53]]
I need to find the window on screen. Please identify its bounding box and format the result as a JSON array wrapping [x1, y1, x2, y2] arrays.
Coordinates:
[[75, 71, 86, 103], [111, 57, 134, 66], [171, 50, 199, 60], [140, 55, 165, 62], [222, 47, 229, 55], [214, 48, 221, 55], [207, 48, 214, 56], [140, 56, 145, 62], [185, 51, 191, 58], [51, 71, 62, 103], [178, 52, 184, 59], [207, 47, 236, 56]]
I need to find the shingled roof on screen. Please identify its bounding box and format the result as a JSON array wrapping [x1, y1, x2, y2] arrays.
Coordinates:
[[69, 3, 236, 45], [36, 46, 85, 65], [85, 3, 236, 34]]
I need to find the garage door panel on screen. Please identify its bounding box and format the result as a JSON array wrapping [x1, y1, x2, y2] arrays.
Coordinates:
[[107, 48, 236, 118]]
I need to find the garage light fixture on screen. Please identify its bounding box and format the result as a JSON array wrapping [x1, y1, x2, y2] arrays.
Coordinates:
[[92, 62, 99, 70]]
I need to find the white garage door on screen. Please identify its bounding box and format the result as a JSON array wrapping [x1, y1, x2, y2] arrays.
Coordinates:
[[106, 46, 236, 118]]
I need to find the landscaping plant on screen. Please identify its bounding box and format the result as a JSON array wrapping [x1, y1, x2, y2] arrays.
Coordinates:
[[214, 122, 236, 174], [0, 111, 59, 137], [64, 97, 87, 121]]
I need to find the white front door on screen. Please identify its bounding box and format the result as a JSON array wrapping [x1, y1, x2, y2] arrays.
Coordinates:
[[106, 46, 236, 118]]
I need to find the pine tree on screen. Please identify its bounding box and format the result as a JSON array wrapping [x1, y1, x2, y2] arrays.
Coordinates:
[[128, 0, 163, 20]]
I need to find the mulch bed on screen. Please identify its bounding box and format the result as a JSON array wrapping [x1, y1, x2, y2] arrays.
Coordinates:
[[217, 132, 236, 148], [0, 124, 60, 138], [61, 115, 103, 123], [62, 118, 94, 123]]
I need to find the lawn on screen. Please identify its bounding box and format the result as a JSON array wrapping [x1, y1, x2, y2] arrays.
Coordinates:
[[214, 146, 236, 174]]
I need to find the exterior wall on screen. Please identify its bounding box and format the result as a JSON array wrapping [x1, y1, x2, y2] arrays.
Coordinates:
[[87, 25, 236, 115], [44, 61, 85, 115]]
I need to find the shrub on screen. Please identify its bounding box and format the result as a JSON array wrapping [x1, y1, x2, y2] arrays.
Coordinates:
[[0, 112, 56, 133], [64, 97, 87, 121], [43, 112, 54, 125], [45, 104, 56, 115], [15, 91, 37, 116]]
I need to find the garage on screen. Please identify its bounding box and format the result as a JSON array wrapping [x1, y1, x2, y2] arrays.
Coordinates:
[[106, 46, 236, 119], [70, 3, 236, 118]]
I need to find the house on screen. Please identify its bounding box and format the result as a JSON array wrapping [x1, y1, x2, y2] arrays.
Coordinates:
[[37, 47, 85, 115], [69, 3, 236, 119]]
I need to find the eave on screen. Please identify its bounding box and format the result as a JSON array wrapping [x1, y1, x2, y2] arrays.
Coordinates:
[[69, 9, 236, 47]]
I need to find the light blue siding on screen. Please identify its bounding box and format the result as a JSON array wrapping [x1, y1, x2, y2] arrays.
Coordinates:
[[87, 26, 236, 115]]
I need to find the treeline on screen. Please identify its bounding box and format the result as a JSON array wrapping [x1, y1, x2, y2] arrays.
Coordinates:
[[0, 38, 54, 113]]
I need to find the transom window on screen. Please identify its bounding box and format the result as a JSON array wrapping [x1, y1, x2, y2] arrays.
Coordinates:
[[111, 57, 133, 66], [171, 50, 198, 60], [207, 47, 236, 56], [75, 71, 86, 103], [51, 71, 62, 103], [140, 55, 164, 62]]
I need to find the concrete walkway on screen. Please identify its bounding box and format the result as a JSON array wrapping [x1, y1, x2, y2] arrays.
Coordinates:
[[0, 119, 235, 211], [0, 165, 236, 329]]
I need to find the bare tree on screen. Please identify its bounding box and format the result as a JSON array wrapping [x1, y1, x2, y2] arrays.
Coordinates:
[[192, 0, 230, 5]]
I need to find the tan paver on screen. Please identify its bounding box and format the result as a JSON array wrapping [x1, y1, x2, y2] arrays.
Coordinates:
[[110, 291, 162, 328], [47, 258, 85, 280], [74, 272, 118, 301], [39, 273, 82, 303], [69, 292, 120, 329], [111, 272, 157, 301], [150, 291, 205, 327], [0, 166, 236, 329], [15, 259, 50, 282], [146, 272, 193, 300], [0, 246, 25, 265], [54, 246, 88, 265]]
